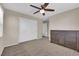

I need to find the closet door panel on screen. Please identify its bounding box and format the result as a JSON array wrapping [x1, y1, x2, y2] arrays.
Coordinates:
[[51, 31, 58, 44], [56, 32, 65, 45], [65, 32, 77, 50], [77, 32, 79, 51]]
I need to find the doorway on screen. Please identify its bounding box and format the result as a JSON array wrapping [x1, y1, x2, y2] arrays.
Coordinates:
[[42, 21, 49, 38]]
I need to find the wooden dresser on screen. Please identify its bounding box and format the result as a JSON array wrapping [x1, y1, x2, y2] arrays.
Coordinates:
[[50, 30, 79, 51]]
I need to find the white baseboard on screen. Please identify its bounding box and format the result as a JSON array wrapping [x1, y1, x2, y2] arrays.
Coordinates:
[[4, 43, 18, 48]]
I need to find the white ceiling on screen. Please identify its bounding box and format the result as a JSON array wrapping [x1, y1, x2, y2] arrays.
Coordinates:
[[2, 3, 79, 20]]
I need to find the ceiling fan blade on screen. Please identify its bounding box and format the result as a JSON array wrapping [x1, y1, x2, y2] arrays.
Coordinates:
[[30, 5, 41, 9], [33, 10, 40, 14], [45, 9, 55, 11], [42, 13, 45, 16], [43, 3, 49, 8]]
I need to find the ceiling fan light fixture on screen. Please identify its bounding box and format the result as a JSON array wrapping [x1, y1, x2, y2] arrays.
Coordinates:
[[30, 3, 55, 16], [40, 9, 45, 14]]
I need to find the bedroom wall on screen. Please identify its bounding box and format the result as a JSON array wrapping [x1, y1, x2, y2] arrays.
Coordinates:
[[3, 9, 43, 47], [19, 17, 38, 43], [3, 12, 19, 47], [0, 5, 4, 55], [49, 7, 79, 40]]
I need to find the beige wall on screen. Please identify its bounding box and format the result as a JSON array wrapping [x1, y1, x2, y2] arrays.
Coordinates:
[[0, 4, 4, 55], [3, 12, 19, 47], [49, 7, 79, 30], [3, 9, 43, 47], [49, 7, 79, 40]]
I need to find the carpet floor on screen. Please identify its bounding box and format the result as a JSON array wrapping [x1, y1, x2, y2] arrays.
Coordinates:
[[2, 38, 79, 56]]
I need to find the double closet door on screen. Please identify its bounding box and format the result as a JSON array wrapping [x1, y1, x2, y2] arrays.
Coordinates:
[[51, 30, 79, 51]]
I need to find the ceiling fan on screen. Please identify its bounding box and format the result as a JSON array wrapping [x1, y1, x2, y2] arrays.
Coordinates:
[[30, 3, 55, 16]]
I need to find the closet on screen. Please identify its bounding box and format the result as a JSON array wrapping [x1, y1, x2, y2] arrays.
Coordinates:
[[51, 30, 79, 51]]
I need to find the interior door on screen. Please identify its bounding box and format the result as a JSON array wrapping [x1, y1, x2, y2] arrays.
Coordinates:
[[43, 22, 48, 37]]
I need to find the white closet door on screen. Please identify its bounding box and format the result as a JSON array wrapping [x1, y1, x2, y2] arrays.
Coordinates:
[[43, 23, 48, 36], [19, 17, 37, 43]]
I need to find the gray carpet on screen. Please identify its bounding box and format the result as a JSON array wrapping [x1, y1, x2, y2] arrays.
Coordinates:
[[2, 38, 79, 56]]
